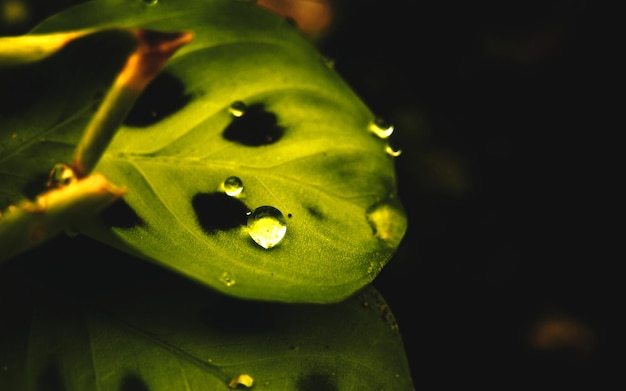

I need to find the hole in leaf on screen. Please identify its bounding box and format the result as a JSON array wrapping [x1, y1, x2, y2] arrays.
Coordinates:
[[101, 198, 144, 228], [123, 72, 191, 127], [222, 103, 284, 146], [192, 192, 249, 234], [297, 373, 337, 391]]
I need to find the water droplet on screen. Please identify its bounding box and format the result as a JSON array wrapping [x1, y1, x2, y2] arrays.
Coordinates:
[[229, 101, 246, 118], [366, 199, 406, 248], [142, 0, 159, 5], [322, 56, 335, 69], [220, 271, 236, 287], [229, 374, 254, 388], [368, 117, 394, 139], [221, 176, 243, 197], [247, 206, 287, 249], [47, 163, 76, 188], [385, 143, 402, 157]]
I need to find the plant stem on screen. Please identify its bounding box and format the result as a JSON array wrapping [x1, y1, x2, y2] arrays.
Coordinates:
[[72, 29, 193, 177]]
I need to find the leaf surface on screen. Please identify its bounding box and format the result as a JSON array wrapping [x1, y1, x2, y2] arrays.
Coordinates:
[[0, 0, 407, 303], [0, 272, 415, 391]]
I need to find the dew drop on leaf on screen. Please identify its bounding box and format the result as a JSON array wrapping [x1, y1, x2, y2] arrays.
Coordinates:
[[385, 142, 402, 157], [366, 199, 405, 248], [220, 271, 236, 287], [229, 374, 254, 388], [47, 163, 76, 188], [221, 176, 244, 197], [228, 101, 246, 118], [247, 206, 287, 249], [368, 117, 394, 139]]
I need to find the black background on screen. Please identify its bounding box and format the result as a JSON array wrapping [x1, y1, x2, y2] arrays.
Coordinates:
[[318, 0, 612, 388]]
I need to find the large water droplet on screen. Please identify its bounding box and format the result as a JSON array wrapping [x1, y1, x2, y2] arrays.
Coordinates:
[[368, 117, 394, 139], [221, 176, 243, 197], [247, 206, 287, 249], [229, 101, 246, 118], [47, 163, 76, 188], [220, 271, 236, 287], [366, 199, 406, 248]]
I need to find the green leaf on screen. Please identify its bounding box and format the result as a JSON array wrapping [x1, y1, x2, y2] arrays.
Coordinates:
[[0, 276, 415, 391], [0, 0, 407, 303]]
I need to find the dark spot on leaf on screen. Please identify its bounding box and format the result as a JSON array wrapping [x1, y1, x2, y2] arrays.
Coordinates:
[[288, 213, 293, 218], [22, 171, 49, 200], [37, 357, 63, 391], [222, 103, 284, 145], [297, 373, 337, 391], [101, 198, 144, 228], [124, 72, 191, 127], [192, 192, 249, 234], [119, 373, 150, 391], [304, 205, 324, 220], [201, 296, 278, 333]]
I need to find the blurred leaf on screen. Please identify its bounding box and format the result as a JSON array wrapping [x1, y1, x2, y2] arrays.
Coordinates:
[[0, 0, 407, 303], [0, 276, 414, 390]]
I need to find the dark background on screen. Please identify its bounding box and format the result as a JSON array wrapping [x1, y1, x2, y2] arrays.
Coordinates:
[[317, 0, 611, 388], [2, 0, 612, 389]]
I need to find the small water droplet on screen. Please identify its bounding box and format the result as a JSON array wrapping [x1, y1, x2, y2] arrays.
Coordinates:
[[47, 163, 76, 188], [220, 271, 236, 287], [322, 56, 335, 69], [385, 143, 402, 157], [142, 0, 159, 5], [247, 206, 287, 249], [368, 117, 394, 139], [229, 374, 254, 388], [221, 176, 243, 197], [229, 101, 247, 118]]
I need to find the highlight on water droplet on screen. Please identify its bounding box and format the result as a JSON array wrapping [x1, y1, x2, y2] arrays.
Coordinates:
[[221, 176, 244, 197], [368, 117, 394, 139], [385, 142, 402, 157], [247, 206, 287, 249], [366, 199, 406, 248], [142, 0, 159, 5], [229, 101, 247, 118], [220, 271, 236, 287], [47, 163, 77, 188]]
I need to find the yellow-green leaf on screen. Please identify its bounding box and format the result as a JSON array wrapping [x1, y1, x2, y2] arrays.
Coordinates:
[[1, 0, 407, 303]]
